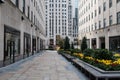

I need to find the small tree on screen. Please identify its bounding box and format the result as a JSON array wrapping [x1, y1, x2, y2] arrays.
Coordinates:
[[64, 36, 70, 50], [81, 37, 87, 52], [71, 42, 74, 49], [58, 39, 64, 49]]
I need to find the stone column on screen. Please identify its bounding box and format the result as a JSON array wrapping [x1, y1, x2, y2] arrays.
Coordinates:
[[105, 35, 109, 50], [20, 23, 24, 56], [0, 7, 4, 61], [31, 25, 33, 55], [90, 38, 92, 49], [96, 37, 100, 49], [36, 36, 37, 52]]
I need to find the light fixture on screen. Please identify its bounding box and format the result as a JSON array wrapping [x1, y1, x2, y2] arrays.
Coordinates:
[[31, 24, 33, 27], [21, 16, 24, 21]]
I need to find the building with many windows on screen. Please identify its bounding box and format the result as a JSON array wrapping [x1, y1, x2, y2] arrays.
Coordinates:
[[73, 8, 78, 48], [45, 0, 72, 48], [78, 0, 120, 51], [0, 0, 46, 67]]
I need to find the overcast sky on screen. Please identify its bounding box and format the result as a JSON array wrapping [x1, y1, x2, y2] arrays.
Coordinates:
[[72, 0, 78, 8], [72, 0, 78, 17]]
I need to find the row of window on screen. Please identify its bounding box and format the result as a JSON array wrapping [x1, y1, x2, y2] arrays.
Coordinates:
[[79, 11, 120, 27], [80, 12, 120, 34], [48, 29, 67, 36], [79, 0, 120, 18], [49, 0, 66, 2], [47, 9, 67, 11], [15, 0, 43, 29], [48, 4, 66, 8], [79, 0, 120, 10], [79, 0, 96, 10]]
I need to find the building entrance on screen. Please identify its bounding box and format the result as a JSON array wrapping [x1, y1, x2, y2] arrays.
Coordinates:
[[110, 36, 120, 52], [99, 37, 105, 49], [92, 38, 96, 49], [4, 26, 20, 65], [6, 40, 15, 63]]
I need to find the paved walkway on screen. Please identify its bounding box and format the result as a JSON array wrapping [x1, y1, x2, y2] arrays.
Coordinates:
[[0, 51, 88, 80]]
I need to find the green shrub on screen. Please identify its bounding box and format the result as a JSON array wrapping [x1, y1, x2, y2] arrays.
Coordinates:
[[57, 49, 64, 54], [64, 36, 70, 50], [81, 37, 87, 52], [93, 49, 114, 60], [64, 51, 71, 54], [70, 49, 81, 54], [73, 49, 81, 53], [83, 48, 94, 57]]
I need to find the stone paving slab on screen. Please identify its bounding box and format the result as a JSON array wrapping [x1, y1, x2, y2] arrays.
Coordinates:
[[0, 50, 88, 80]]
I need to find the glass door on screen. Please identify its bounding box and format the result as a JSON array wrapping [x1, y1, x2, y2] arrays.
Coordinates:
[[6, 40, 15, 63]]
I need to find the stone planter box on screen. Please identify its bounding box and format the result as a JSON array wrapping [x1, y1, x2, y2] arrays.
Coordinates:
[[61, 53, 120, 80]]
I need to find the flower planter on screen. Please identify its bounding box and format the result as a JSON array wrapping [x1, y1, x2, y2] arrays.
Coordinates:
[[61, 53, 120, 80]]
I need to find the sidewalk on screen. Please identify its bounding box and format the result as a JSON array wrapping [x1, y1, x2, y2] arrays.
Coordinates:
[[0, 50, 88, 80]]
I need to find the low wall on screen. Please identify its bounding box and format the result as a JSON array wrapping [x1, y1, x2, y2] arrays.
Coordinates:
[[61, 53, 120, 80]]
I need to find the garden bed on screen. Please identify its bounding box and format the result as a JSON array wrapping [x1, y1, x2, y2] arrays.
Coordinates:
[[61, 53, 120, 80]]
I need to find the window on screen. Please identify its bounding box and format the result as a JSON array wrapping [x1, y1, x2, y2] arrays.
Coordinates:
[[28, 6, 30, 19], [95, 10, 97, 17], [23, 0, 25, 13], [16, 0, 19, 8], [91, 0, 93, 7], [89, 3, 90, 9], [31, 11, 33, 22], [89, 14, 90, 21], [99, 21, 101, 29], [94, 0, 96, 4], [109, 15, 112, 26], [117, 12, 120, 24], [95, 23, 97, 30], [109, 37, 120, 51], [99, 6, 101, 14], [109, 0, 112, 8], [34, 0, 35, 6], [46, 5, 47, 9], [103, 2, 106, 11], [91, 12, 93, 19], [103, 18, 106, 27], [4, 26, 20, 61]]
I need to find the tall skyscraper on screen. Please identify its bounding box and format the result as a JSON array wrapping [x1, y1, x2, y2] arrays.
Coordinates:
[[45, 0, 72, 48], [73, 8, 78, 48]]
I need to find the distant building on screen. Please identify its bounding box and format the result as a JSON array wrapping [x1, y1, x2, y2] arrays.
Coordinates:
[[73, 8, 78, 48], [78, 0, 120, 51], [45, 0, 73, 48], [0, 0, 46, 66]]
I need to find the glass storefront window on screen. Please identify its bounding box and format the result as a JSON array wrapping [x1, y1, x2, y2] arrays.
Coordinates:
[[4, 26, 20, 61], [24, 33, 31, 57], [109, 36, 120, 52]]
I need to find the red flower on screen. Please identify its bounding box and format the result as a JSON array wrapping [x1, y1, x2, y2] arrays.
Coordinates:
[[111, 63, 118, 67]]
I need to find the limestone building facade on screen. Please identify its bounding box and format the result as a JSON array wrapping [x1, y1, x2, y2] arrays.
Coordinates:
[[45, 0, 73, 48], [78, 0, 120, 51], [0, 0, 46, 66]]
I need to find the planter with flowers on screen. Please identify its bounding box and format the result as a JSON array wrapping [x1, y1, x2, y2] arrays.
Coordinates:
[[58, 48, 120, 80]]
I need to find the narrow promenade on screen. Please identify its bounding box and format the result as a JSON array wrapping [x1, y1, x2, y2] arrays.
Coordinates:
[[0, 51, 88, 80]]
